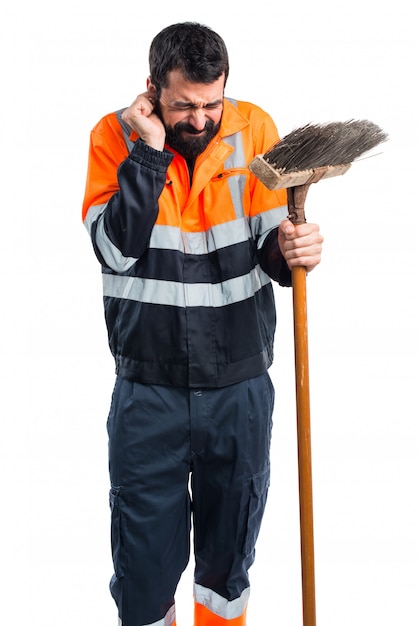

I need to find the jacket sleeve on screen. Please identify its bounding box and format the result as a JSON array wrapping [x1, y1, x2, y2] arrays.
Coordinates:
[[258, 227, 292, 287], [82, 113, 173, 271]]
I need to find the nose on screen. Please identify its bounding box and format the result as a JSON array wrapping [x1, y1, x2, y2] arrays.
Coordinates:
[[188, 108, 207, 131]]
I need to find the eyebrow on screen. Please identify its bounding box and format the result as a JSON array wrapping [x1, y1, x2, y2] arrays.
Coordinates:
[[170, 98, 223, 109]]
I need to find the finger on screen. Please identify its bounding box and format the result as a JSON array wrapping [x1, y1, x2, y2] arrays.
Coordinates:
[[289, 229, 324, 252], [122, 102, 153, 127], [285, 251, 322, 272], [279, 219, 295, 236]]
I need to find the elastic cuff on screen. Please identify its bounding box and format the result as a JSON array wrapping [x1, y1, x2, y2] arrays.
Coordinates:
[[129, 139, 174, 171]]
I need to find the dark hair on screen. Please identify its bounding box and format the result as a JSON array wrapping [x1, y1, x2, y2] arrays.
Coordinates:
[[149, 22, 229, 96]]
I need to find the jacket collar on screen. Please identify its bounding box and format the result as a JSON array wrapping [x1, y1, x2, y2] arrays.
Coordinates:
[[220, 97, 249, 137]]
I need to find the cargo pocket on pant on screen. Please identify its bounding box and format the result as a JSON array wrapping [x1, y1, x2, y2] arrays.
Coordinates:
[[109, 487, 126, 579], [242, 468, 270, 557]]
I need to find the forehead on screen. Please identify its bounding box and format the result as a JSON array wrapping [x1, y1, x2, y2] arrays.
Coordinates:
[[162, 69, 225, 104]]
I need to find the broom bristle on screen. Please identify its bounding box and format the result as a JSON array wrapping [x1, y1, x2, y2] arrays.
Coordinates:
[[263, 120, 388, 172]]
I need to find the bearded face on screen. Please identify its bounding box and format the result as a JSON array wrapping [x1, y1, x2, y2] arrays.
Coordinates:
[[161, 115, 222, 159], [152, 71, 225, 160]]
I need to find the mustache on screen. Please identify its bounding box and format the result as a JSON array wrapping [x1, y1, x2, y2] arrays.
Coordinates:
[[174, 120, 215, 134]]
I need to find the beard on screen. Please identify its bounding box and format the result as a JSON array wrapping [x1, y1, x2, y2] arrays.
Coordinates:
[[155, 101, 222, 159]]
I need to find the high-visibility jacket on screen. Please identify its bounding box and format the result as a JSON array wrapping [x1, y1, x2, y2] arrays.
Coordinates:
[[82, 97, 291, 388]]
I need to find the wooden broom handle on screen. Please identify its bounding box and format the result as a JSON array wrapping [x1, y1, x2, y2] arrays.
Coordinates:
[[288, 185, 316, 626]]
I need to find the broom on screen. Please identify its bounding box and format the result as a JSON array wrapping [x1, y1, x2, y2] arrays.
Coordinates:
[[249, 120, 388, 626]]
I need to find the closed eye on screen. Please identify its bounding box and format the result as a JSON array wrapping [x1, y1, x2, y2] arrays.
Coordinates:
[[169, 100, 223, 112]]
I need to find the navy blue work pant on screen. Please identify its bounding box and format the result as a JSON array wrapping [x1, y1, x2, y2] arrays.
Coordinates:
[[106, 373, 275, 625]]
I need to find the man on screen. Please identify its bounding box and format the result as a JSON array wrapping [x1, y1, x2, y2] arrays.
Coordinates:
[[82, 22, 323, 626]]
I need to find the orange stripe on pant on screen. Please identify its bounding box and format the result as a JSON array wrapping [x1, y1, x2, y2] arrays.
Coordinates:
[[194, 602, 247, 625]]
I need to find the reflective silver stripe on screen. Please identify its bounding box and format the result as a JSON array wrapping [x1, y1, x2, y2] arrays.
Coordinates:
[[206, 217, 252, 252], [86, 204, 286, 271], [252, 205, 289, 248], [149, 206, 288, 256], [95, 214, 138, 271], [149, 217, 251, 255], [223, 121, 247, 220], [225, 97, 238, 107], [116, 109, 136, 153], [194, 583, 250, 620], [84, 202, 138, 272], [103, 265, 270, 307], [227, 172, 246, 219], [148, 224, 185, 252], [118, 603, 176, 626], [83, 202, 106, 236]]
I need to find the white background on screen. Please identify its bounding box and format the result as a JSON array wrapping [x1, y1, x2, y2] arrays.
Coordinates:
[[1, 1, 417, 625]]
